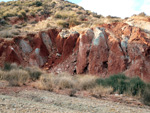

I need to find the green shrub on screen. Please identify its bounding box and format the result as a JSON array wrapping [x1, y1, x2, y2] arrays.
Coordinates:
[[17, 14, 23, 18], [96, 74, 129, 94], [33, 1, 42, 7], [3, 63, 22, 71], [30, 12, 35, 16], [29, 71, 42, 81], [129, 77, 146, 96], [77, 11, 83, 15], [3, 12, 14, 18], [143, 84, 150, 105], [0, 20, 7, 25], [54, 13, 68, 19], [3, 63, 12, 71], [25, 67, 43, 81], [96, 74, 147, 96], [64, 3, 71, 7], [55, 13, 64, 19], [20, 10, 26, 17]]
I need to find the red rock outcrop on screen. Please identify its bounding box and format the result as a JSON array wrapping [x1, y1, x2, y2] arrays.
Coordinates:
[[1, 22, 150, 81], [76, 29, 94, 74]]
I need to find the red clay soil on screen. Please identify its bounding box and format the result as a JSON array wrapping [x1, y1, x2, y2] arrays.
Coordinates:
[[8, 14, 50, 25], [1, 22, 150, 81]]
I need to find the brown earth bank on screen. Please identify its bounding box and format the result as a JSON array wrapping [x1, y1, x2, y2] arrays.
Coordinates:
[[0, 81, 150, 113], [1, 21, 150, 81], [8, 14, 50, 25]]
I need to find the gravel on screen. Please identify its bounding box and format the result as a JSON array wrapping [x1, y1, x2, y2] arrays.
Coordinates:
[[0, 89, 150, 113]]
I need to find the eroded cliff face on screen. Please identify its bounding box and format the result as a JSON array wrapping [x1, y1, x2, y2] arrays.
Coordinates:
[[1, 22, 150, 81]]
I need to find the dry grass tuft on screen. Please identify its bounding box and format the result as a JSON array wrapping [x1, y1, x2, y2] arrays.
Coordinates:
[[36, 73, 76, 91], [0, 70, 6, 80], [36, 73, 99, 91], [54, 11, 77, 19], [55, 75, 76, 89], [34, 73, 114, 98], [89, 86, 113, 98], [76, 75, 98, 90], [0, 29, 20, 38], [4, 69, 29, 86], [57, 20, 69, 28], [37, 74, 54, 91]]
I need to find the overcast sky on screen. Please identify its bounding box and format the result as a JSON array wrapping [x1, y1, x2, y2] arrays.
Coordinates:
[[78, 0, 150, 18], [1, 0, 150, 18]]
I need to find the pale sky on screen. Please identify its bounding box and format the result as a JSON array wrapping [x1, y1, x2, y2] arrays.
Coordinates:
[[78, 0, 150, 18], [1, 0, 150, 18]]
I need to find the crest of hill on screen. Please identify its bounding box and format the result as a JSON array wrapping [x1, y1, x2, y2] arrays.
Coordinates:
[[0, 0, 122, 38]]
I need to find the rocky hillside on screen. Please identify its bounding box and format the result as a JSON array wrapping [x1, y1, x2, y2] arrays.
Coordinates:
[[0, 0, 150, 81], [0, 0, 121, 37]]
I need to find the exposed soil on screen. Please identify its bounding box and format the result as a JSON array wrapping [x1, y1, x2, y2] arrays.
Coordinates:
[[0, 80, 150, 113]]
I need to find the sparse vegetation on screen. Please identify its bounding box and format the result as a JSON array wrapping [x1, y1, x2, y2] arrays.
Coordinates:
[[3, 63, 20, 71], [89, 86, 113, 98], [129, 77, 146, 97], [0, 70, 6, 80], [35, 73, 111, 97], [33, 1, 42, 7], [57, 20, 69, 28], [54, 11, 77, 19], [0, 29, 20, 38], [3, 63, 13, 71], [0, 64, 150, 106], [96, 74, 147, 99], [3, 69, 29, 86], [0, 63, 43, 86], [32, 72, 150, 105], [138, 12, 146, 17], [25, 67, 43, 81], [96, 74, 129, 94], [0, 0, 121, 38], [37, 74, 54, 91], [55, 74, 76, 89], [143, 84, 150, 105], [37, 73, 76, 91], [76, 75, 97, 90], [1, 0, 150, 107]]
